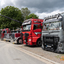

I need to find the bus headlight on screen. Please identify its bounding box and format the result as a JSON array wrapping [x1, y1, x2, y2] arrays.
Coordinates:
[[29, 39, 31, 41]]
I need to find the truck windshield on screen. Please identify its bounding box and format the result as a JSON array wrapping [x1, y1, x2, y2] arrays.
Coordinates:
[[43, 21, 61, 30], [23, 25, 31, 31]]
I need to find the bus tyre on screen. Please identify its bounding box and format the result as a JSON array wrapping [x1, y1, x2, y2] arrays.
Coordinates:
[[17, 38, 23, 44], [36, 40, 42, 47]]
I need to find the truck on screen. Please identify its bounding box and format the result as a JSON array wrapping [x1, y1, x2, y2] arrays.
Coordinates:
[[17, 19, 43, 46], [1, 28, 21, 42], [11, 29, 22, 43], [0, 14, 43, 45], [41, 13, 64, 53], [0, 15, 22, 43], [1, 28, 11, 40]]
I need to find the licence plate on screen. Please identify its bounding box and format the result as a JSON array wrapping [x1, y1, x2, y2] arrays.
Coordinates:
[[46, 45, 51, 47]]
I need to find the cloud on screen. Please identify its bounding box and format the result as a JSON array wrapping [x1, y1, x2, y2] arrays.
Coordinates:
[[0, 0, 14, 10], [1, 0, 5, 6], [0, 0, 64, 18], [12, 0, 64, 13], [35, 10, 64, 19]]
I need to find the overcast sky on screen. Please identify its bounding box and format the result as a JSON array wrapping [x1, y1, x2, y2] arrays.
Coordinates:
[[0, 0, 64, 19]]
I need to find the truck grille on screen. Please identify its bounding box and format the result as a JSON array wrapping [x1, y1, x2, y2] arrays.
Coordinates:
[[43, 35, 59, 45]]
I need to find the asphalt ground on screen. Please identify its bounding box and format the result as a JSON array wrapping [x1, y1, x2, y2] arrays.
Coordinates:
[[0, 41, 46, 64], [13, 43, 64, 64], [0, 40, 63, 64]]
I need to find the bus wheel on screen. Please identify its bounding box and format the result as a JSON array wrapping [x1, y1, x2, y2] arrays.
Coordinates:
[[36, 40, 42, 47], [17, 38, 23, 44]]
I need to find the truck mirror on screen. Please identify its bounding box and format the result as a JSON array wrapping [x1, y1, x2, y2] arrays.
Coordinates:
[[62, 16, 64, 31], [62, 22, 64, 31]]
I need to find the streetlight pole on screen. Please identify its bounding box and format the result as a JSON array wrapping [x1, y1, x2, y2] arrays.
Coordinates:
[[0, 13, 22, 24]]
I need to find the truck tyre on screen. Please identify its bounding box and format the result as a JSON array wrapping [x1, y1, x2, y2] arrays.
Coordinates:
[[17, 38, 23, 44], [53, 38, 58, 52], [36, 39, 42, 47], [53, 45, 57, 52]]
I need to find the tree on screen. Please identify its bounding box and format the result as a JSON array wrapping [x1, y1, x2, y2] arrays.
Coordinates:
[[21, 7, 31, 20], [26, 13, 39, 19], [0, 6, 24, 29]]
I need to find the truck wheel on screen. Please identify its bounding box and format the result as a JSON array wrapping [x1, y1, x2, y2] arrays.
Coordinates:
[[36, 40, 42, 47], [17, 38, 23, 44], [53, 45, 57, 52]]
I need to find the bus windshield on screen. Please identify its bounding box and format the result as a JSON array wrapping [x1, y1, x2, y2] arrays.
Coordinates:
[[43, 21, 61, 30], [23, 25, 31, 31]]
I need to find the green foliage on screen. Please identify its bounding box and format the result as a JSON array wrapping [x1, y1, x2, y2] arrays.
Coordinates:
[[26, 13, 39, 19], [0, 6, 24, 29], [21, 7, 31, 20]]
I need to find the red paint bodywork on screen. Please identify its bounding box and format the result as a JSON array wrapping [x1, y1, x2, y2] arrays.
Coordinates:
[[22, 19, 43, 46], [15, 33, 21, 38], [1, 28, 10, 39]]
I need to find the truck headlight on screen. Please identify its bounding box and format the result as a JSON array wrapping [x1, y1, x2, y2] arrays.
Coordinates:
[[29, 39, 31, 41], [59, 43, 62, 47]]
